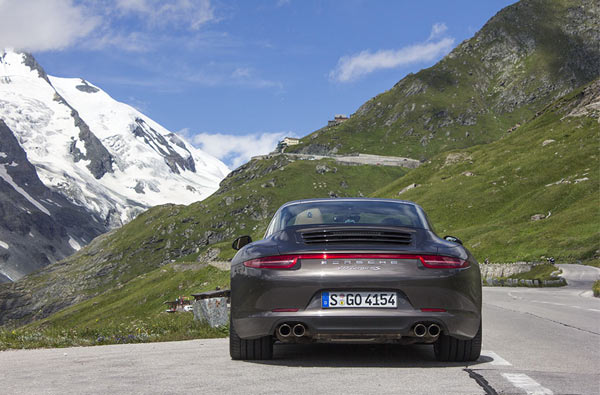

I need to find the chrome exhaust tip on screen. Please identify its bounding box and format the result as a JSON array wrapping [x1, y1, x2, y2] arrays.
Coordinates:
[[278, 323, 292, 337], [413, 323, 427, 337], [427, 324, 441, 337], [293, 323, 306, 337]]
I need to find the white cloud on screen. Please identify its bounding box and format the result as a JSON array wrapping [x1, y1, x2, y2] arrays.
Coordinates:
[[231, 67, 252, 79], [0, 0, 216, 53], [428, 23, 448, 41], [178, 66, 282, 89], [115, 0, 215, 30], [0, 0, 100, 51], [115, 0, 150, 13], [187, 131, 294, 168], [229, 67, 283, 89], [88, 31, 154, 53], [329, 24, 454, 83]]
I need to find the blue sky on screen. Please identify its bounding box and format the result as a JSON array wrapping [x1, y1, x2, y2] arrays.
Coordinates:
[[0, 0, 516, 168]]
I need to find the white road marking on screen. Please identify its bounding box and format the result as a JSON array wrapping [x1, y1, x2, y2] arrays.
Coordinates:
[[520, 300, 600, 312], [481, 350, 512, 366], [502, 373, 553, 395], [533, 301, 566, 306], [508, 292, 523, 300]]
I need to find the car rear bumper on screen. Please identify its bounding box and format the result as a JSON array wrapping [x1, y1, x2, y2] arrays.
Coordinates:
[[231, 254, 482, 342], [233, 308, 480, 341]]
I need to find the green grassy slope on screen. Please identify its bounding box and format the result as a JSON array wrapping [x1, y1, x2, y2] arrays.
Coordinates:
[[372, 81, 600, 262], [33, 264, 229, 330], [0, 158, 406, 327], [0, 264, 230, 350], [288, 0, 599, 160]]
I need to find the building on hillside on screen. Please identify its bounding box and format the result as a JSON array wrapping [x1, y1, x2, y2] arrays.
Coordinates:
[[282, 137, 300, 146], [328, 114, 349, 127], [276, 137, 300, 152]]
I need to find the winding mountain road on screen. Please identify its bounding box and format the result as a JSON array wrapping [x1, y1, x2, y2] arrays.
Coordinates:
[[254, 152, 422, 168], [1, 265, 598, 394]]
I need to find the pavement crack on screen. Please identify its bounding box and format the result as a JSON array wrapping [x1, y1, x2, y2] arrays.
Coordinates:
[[464, 368, 498, 395], [484, 302, 600, 336]]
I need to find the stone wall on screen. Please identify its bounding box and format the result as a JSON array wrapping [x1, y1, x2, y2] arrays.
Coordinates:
[[479, 262, 566, 287], [485, 277, 567, 287], [479, 262, 535, 280]]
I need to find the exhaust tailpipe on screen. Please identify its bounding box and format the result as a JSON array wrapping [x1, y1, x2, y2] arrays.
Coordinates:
[[293, 323, 306, 337], [413, 323, 427, 337], [427, 324, 441, 337], [278, 323, 292, 337]]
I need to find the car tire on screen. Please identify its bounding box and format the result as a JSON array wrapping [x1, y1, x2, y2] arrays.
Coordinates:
[[229, 317, 273, 360], [434, 322, 482, 362]]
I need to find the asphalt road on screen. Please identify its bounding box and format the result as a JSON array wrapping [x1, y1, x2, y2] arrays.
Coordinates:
[[1, 265, 598, 394]]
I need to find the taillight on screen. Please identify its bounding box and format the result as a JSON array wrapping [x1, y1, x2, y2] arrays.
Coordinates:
[[243, 255, 298, 269], [420, 255, 469, 269], [243, 254, 468, 269]]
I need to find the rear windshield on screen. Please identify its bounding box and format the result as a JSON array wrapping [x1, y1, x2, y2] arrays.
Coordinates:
[[266, 200, 426, 236]]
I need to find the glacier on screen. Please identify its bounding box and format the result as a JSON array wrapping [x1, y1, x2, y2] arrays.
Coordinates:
[[0, 49, 230, 228]]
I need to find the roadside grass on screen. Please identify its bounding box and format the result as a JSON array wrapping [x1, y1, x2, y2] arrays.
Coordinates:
[[30, 264, 230, 330], [581, 258, 600, 268], [507, 264, 560, 281], [0, 313, 227, 351], [0, 264, 230, 350], [593, 281, 600, 297]]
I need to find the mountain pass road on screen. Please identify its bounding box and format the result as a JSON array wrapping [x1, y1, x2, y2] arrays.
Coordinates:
[[1, 265, 599, 394]]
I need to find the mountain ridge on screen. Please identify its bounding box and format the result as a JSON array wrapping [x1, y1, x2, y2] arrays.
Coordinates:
[[289, 0, 599, 159], [0, 50, 230, 281]]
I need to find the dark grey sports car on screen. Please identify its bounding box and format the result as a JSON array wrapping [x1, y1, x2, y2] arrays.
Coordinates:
[[229, 198, 482, 361]]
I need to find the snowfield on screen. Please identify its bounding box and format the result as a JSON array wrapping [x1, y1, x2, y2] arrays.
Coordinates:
[[0, 50, 230, 227]]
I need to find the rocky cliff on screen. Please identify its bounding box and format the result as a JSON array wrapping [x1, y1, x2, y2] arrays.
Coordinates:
[[0, 120, 106, 282]]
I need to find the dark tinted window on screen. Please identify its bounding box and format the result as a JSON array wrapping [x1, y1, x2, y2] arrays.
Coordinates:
[[267, 200, 425, 235]]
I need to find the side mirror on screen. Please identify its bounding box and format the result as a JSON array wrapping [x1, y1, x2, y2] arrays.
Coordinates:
[[232, 235, 252, 250], [444, 235, 463, 245]]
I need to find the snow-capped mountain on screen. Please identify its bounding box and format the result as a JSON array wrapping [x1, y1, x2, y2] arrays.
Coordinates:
[[0, 50, 230, 281]]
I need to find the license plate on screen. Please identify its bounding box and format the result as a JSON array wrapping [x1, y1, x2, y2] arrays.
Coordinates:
[[321, 292, 397, 308]]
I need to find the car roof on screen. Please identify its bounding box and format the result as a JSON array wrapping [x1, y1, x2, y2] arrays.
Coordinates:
[[280, 198, 421, 209]]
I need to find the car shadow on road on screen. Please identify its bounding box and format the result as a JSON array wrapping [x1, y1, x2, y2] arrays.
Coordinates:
[[248, 343, 491, 368]]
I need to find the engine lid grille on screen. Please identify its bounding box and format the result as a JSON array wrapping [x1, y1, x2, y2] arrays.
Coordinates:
[[300, 228, 413, 245]]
